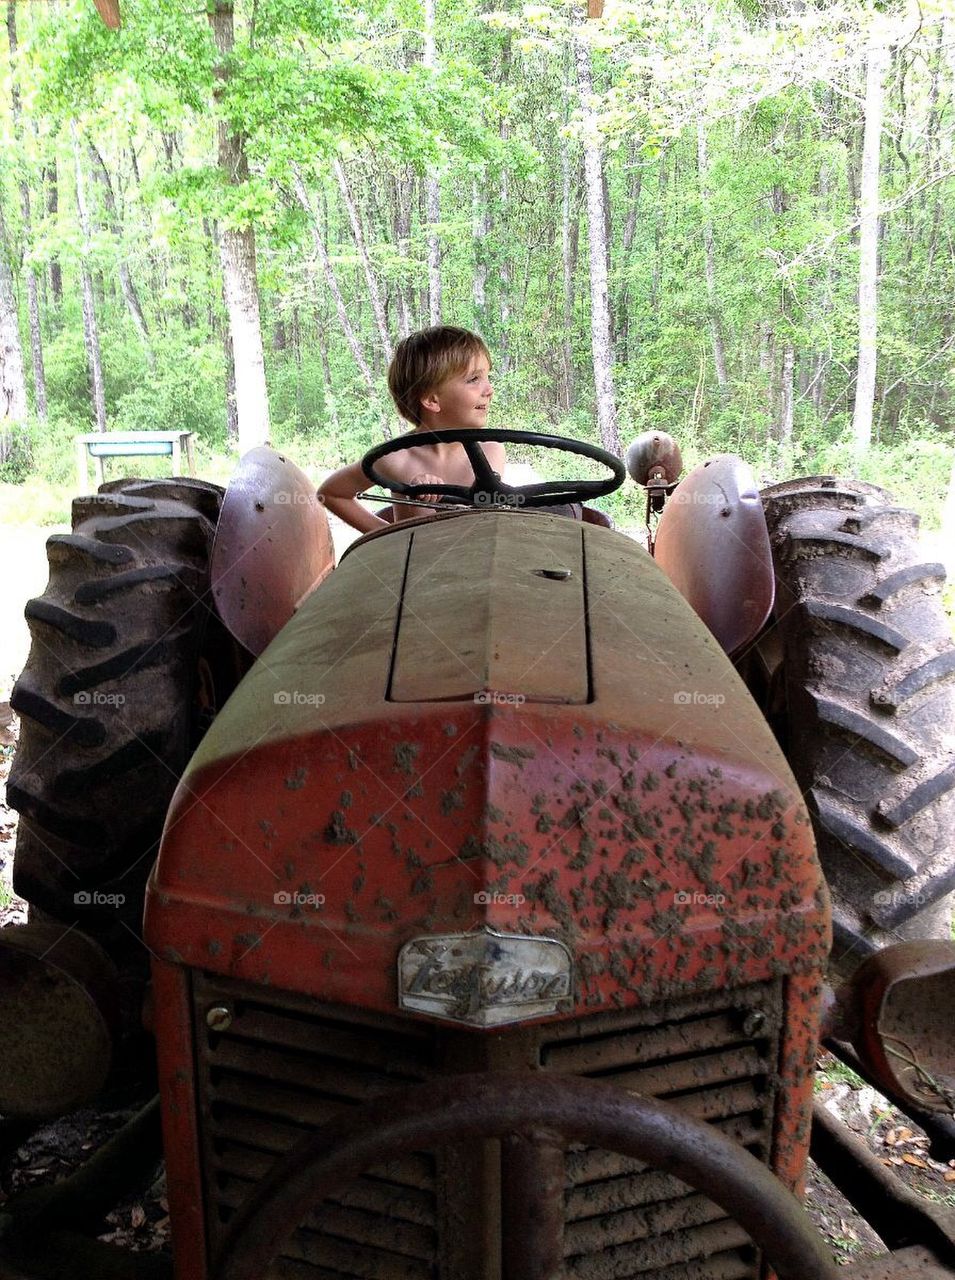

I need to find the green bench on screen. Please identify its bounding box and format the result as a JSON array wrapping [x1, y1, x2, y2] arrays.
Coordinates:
[[75, 431, 196, 490]]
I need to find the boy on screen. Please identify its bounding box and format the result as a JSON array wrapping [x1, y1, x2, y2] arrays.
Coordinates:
[[319, 326, 504, 534]]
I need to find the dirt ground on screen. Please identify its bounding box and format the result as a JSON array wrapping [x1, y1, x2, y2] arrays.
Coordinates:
[[1, 515, 954, 1268]]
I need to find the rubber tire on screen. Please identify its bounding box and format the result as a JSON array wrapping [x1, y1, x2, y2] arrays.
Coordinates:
[[8, 477, 241, 976], [760, 475, 955, 970]]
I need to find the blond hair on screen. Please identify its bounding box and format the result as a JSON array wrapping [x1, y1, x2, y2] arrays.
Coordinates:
[[387, 326, 491, 427]]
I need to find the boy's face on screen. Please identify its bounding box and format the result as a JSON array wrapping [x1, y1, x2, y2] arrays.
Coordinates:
[[419, 355, 493, 429]]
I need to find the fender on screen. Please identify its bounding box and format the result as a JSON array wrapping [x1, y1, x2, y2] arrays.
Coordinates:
[[211, 445, 334, 656], [654, 453, 774, 656]]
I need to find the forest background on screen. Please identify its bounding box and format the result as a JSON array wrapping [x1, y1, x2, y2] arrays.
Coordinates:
[[0, 0, 953, 535]]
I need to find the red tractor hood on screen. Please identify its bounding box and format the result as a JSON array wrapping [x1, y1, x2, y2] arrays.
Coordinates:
[[146, 512, 830, 1025]]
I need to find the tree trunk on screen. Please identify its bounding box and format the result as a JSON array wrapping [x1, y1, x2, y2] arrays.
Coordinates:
[[71, 124, 106, 433], [573, 23, 619, 454], [696, 123, 728, 390], [46, 164, 63, 308], [472, 178, 489, 326], [852, 40, 888, 452], [318, 321, 341, 439], [293, 170, 389, 439], [210, 221, 238, 445], [7, 4, 46, 421], [0, 199, 28, 460], [87, 140, 154, 367], [560, 46, 577, 411], [391, 170, 413, 338], [333, 157, 392, 367], [209, 0, 271, 453], [422, 0, 442, 325]]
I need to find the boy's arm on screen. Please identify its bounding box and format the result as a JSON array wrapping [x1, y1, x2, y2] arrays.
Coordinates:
[[317, 463, 389, 534]]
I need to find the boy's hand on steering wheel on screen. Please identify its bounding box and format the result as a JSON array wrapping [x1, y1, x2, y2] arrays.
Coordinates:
[[409, 473, 447, 504]]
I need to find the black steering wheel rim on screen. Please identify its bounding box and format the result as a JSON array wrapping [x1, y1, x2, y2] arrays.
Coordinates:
[[361, 428, 625, 509]]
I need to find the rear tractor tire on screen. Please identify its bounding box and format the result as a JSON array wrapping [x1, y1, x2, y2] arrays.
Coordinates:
[[759, 476, 955, 971], [8, 478, 245, 989]]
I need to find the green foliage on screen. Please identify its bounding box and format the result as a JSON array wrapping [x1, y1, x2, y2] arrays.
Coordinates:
[[0, 0, 951, 549]]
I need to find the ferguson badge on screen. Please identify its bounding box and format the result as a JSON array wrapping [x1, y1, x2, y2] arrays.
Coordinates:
[[398, 928, 573, 1027]]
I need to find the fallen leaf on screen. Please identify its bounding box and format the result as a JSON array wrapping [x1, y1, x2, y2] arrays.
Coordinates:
[[902, 1154, 927, 1168], [897, 1127, 915, 1142], [885, 1129, 898, 1146], [130, 1205, 146, 1229], [944, 1171, 955, 1183]]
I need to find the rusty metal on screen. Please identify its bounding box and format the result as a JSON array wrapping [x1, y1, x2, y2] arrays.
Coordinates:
[[148, 511, 829, 1278], [844, 940, 955, 1114], [214, 1073, 841, 1280], [654, 454, 775, 655], [824, 1039, 955, 1164], [0, 923, 118, 1118], [625, 431, 683, 486], [811, 1100, 955, 1263], [388, 518, 588, 704], [500, 1134, 565, 1280], [210, 445, 334, 656]]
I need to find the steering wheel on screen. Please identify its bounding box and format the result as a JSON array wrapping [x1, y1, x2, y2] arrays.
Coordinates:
[[361, 428, 625, 509]]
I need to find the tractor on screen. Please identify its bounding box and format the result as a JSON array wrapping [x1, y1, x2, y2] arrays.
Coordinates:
[[2, 428, 955, 1280]]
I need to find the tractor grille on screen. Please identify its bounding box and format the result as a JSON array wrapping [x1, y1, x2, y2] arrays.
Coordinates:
[[193, 974, 781, 1279], [541, 983, 782, 1280], [195, 974, 440, 1278]]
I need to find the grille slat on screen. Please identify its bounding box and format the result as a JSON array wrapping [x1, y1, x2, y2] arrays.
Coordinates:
[[211, 1035, 421, 1099], [214, 1177, 437, 1261], [226, 1007, 430, 1074], [565, 1218, 753, 1279], [213, 1143, 436, 1225], [281, 1225, 435, 1280], [542, 1011, 756, 1073], [544, 984, 780, 1280], [565, 1190, 725, 1252], [566, 1116, 767, 1189], [208, 1115, 435, 1192]]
